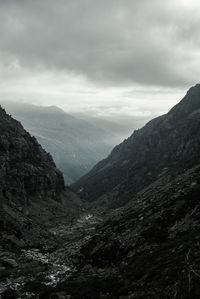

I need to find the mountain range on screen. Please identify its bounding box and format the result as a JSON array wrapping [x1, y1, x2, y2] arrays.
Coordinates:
[[0, 84, 200, 298], [0, 102, 133, 184]]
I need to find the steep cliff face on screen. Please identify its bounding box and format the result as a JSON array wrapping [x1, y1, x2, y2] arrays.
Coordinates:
[[0, 106, 80, 249], [72, 84, 200, 208]]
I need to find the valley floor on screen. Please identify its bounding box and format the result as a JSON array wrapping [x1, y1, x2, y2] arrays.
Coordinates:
[[0, 213, 102, 298]]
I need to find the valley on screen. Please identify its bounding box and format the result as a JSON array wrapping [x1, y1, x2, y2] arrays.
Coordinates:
[[0, 84, 200, 298], [0, 102, 133, 185]]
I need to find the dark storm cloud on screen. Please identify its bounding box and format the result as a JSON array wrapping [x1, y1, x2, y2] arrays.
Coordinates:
[[0, 0, 199, 87]]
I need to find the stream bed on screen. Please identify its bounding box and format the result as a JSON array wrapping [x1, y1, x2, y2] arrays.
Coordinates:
[[0, 213, 102, 298]]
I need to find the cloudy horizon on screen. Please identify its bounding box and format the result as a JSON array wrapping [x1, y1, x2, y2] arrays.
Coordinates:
[[0, 0, 200, 120]]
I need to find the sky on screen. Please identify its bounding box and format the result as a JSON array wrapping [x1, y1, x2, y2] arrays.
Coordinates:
[[0, 0, 200, 121]]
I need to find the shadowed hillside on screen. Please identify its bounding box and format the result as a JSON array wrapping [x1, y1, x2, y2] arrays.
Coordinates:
[[73, 84, 200, 209], [0, 105, 81, 251]]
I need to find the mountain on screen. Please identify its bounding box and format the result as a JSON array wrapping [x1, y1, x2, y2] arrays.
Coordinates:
[[0, 105, 81, 251], [1, 85, 200, 298], [71, 112, 147, 146], [73, 84, 200, 208], [0, 102, 127, 185], [39, 85, 200, 298]]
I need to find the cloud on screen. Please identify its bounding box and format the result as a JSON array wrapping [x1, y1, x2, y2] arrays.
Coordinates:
[[0, 0, 200, 88]]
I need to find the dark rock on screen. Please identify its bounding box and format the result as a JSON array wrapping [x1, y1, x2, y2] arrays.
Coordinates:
[[0, 266, 6, 278], [1, 289, 19, 299], [1, 257, 18, 268]]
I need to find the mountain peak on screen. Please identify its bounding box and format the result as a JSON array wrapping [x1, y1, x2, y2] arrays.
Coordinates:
[[167, 84, 200, 120], [187, 83, 200, 95]]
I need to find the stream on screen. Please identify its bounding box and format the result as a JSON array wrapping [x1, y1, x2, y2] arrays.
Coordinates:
[[0, 213, 102, 298]]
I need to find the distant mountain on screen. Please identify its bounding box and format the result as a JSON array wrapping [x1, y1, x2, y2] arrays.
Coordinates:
[[0, 105, 81, 250], [73, 84, 200, 208], [71, 112, 146, 146], [0, 102, 128, 184]]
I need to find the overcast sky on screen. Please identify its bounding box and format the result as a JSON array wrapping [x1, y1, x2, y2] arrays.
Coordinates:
[[0, 0, 200, 120]]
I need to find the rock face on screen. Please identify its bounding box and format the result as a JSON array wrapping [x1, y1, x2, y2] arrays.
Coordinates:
[[72, 84, 200, 208], [0, 105, 80, 250]]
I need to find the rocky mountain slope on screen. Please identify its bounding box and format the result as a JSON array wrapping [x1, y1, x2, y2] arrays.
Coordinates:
[[1, 102, 126, 184], [37, 85, 200, 298], [0, 105, 81, 251], [48, 164, 200, 299], [73, 84, 200, 208]]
